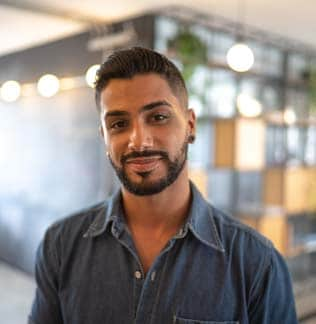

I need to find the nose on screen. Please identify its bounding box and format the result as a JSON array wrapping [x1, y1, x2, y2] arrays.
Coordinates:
[[128, 121, 153, 151]]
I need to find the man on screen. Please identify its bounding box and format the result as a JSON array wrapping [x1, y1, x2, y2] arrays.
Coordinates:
[[29, 47, 297, 323]]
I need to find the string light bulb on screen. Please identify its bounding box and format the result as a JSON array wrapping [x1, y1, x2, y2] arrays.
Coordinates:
[[85, 64, 100, 88], [37, 74, 60, 98], [0, 80, 21, 102]]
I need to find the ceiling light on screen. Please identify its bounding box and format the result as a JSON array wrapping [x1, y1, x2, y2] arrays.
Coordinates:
[[226, 43, 254, 72], [0, 80, 21, 102], [85, 65, 100, 88], [237, 93, 262, 117], [37, 74, 60, 98]]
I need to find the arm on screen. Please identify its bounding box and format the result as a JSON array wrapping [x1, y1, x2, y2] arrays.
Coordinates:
[[248, 247, 297, 324], [29, 228, 63, 324]]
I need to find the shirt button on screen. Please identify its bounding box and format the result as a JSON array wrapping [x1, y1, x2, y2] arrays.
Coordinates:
[[134, 270, 142, 279], [150, 271, 156, 281]]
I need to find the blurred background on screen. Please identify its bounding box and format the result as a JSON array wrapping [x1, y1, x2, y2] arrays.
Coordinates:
[[0, 0, 316, 323]]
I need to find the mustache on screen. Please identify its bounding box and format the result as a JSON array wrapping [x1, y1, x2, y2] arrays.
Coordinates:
[[121, 150, 169, 164]]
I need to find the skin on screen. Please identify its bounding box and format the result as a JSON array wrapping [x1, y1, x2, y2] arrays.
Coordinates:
[[99, 73, 196, 273]]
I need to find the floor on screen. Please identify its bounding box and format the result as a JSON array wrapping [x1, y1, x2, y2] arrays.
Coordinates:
[[303, 319, 316, 324], [0, 261, 35, 324]]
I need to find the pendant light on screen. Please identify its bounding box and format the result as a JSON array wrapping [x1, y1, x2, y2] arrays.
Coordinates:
[[226, 0, 254, 72]]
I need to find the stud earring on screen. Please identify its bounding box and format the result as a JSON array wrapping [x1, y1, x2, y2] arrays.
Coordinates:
[[188, 135, 195, 143]]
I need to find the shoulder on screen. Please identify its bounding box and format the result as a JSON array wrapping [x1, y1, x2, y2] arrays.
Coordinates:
[[207, 204, 277, 273], [210, 204, 273, 250], [190, 182, 273, 256], [193, 193, 296, 320], [208, 204, 292, 291], [42, 200, 109, 248]]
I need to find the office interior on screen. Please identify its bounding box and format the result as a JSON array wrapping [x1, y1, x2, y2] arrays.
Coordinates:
[[0, 1, 316, 323]]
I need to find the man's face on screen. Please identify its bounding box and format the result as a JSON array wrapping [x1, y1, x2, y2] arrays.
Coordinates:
[[99, 73, 195, 196]]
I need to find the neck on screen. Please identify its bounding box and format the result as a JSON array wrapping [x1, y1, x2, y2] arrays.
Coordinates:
[[121, 168, 191, 233]]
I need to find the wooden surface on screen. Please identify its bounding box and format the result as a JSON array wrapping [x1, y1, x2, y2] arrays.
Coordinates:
[[264, 167, 316, 214], [214, 118, 265, 170]]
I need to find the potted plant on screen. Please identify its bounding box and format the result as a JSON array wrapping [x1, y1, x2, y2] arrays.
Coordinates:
[[167, 28, 208, 82]]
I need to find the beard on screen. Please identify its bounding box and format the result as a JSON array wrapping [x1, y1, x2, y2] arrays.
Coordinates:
[[108, 139, 189, 196]]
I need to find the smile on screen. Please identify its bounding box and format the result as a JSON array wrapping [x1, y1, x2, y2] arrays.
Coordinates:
[[125, 156, 162, 173]]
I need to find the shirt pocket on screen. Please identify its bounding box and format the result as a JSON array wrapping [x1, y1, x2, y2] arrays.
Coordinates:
[[174, 317, 238, 324]]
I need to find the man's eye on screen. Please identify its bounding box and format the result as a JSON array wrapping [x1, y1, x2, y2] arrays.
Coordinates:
[[152, 114, 169, 122], [111, 120, 128, 129]]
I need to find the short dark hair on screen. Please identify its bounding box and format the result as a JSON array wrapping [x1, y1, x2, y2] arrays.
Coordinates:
[[94, 47, 188, 112]]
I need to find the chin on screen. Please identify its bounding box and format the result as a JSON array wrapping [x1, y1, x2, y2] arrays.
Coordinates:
[[123, 176, 174, 196]]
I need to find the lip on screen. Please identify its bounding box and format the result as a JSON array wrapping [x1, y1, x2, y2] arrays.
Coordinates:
[[125, 156, 162, 172]]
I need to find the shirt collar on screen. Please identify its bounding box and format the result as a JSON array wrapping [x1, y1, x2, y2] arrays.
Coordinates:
[[185, 182, 225, 253], [83, 182, 225, 253], [83, 189, 124, 238]]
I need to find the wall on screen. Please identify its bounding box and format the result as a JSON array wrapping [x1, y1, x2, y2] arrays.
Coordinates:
[[0, 15, 154, 273]]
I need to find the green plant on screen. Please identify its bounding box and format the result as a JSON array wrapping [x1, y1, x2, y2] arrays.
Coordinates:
[[168, 28, 208, 81]]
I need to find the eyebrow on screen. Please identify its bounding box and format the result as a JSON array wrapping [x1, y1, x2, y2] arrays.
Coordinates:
[[104, 100, 172, 119], [140, 100, 172, 112]]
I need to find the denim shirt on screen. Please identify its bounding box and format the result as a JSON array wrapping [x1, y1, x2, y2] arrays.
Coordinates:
[[29, 183, 297, 324]]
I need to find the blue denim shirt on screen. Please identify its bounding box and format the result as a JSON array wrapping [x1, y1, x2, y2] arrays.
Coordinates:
[[29, 183, 297, 324]]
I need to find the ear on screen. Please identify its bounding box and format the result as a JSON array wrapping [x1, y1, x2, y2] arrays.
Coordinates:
[[187, 108, 196, 140]]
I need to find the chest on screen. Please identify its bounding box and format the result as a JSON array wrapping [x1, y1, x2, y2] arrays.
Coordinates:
[[59, 237, 247, 324]]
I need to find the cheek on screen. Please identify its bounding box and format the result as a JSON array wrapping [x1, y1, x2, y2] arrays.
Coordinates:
[[107, 138, 125, 162], [167, 128, 188, 146], [162, 137, 186, 160]]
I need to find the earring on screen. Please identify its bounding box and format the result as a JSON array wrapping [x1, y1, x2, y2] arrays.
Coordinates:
[[188, 135, 195, 143]]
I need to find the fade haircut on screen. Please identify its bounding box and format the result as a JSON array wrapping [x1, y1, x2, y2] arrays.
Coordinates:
[[94, 47, 188, 112]]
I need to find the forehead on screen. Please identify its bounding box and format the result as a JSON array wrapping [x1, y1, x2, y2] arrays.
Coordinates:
[[100, 73, 181, 111]]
